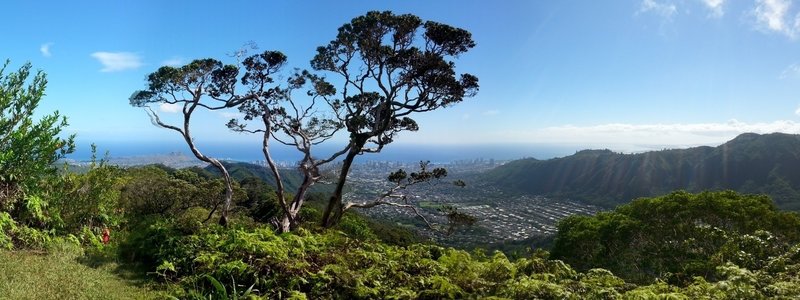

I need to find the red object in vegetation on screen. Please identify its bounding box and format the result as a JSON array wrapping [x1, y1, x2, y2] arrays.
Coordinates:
[[101, 228, 110, 245]]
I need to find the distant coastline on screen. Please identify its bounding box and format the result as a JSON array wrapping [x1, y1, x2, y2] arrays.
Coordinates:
[[66, 140, 583, 164]]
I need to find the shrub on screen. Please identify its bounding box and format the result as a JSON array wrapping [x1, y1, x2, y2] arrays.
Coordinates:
[[551, 190, 800, 284], [47, 149, 122, 233], [0, 60, 74, 217]]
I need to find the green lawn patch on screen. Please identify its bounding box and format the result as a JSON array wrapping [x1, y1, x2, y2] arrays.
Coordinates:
[[0, 250, 162, 300]]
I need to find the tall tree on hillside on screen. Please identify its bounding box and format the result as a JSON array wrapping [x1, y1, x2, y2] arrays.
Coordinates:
[[0, 60, 74, 221], [130, 58, 251, 226], [311, 11, 479, 227]]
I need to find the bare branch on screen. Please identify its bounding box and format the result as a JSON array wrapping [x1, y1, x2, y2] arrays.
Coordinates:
[[314, 144, 351, 167], [346, 199, 437, 231], [144, 106, 183, 134]]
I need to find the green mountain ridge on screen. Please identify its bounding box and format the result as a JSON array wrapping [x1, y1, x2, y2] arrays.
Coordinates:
[[201, 161, 335, 195], [483, 132, 800, 209]]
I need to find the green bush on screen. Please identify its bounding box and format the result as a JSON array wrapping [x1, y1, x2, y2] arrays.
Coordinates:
[[0, 61, 74, 217], [335, 214, 378, 241], [118, 166, 196, 218], [47, 150, 122, 233], [551, 190, 800, 284], [0, 210, 57, 250], [175, 207, 210, 235]]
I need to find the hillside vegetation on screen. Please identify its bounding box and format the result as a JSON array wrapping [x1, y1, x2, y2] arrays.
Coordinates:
[[6, 159, 800, 298], [99, 190, 800, 298], [552, 190, 800, 284], [484, 133, 800, 208], [201, 161, 336, 195]]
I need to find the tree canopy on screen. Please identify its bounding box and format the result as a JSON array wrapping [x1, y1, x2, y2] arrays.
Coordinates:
[[312, 11, 480, 227]]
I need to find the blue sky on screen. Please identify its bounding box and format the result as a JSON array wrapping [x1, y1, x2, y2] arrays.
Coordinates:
[[5, 0, 800, 154]]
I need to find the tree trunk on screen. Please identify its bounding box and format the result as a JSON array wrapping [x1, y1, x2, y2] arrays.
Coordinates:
[[276, 172, 313, 232], [211, 159, 233, 227], [321, 146, 360, 228], [278, 214, 292, 233], [179, 105, 234, 227]]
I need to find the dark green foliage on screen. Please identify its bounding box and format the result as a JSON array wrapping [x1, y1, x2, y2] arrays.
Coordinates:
[[484, 133, 800, 209], [47, 150, 122, 232], [118, 165, 252, 221], [118, 216, 180, 267], [207, 161, 335, 195], [238, 177, 281, 223], [551, 190, 800, 284], [120, 166, 207, 218], [354, 215, 425, 247]]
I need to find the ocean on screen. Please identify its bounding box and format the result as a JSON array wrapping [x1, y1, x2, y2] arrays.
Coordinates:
[[67, 140, 582, 163]]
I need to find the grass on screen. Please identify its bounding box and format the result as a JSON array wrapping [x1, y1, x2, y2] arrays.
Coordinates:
[[0, 247, 163, 300]]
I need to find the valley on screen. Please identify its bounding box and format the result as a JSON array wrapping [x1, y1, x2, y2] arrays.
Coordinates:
[[342, 160, 600, 247]]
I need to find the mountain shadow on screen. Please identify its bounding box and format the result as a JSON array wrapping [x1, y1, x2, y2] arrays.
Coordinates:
[[483, 133, 800, 209]]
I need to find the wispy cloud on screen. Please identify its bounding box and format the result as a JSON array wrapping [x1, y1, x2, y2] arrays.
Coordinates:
[[780, 62, 800, 79], [795, 106, 800, 116], [639, 0, 678, 19], [752, 0, 799, 38], [701, 0, 725, 18], [90, 52, 143, 72], [492, 119, 800, 150], [159, 103, 181, 113], [462, 113, 471, 120], [482, 110, 500, 116], [161, 57, 183, 67], [638, 0, 725, 20], [40, 43, 53, 57], [537, 120, 800, 137]]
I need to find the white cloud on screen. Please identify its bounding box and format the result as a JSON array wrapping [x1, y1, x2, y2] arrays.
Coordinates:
[[482, 110, 500, 116], [220, 112, 244, 119], [639, 0, 678, 19], [159, 103, 181, 113], [638, 0, 725, 20], [161, 57, 183, 67], [90, 52, 143, 72], [752, 0, 800, 38], [701, 0, 725, 17], [40, 43, 53, 57], [780, 63, 800, 79], [492, 119, 800, 150], [795, 106, 800, 116]]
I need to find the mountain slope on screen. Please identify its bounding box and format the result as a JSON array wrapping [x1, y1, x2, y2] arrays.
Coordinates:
[[203, 161, 335, 195], [483, 133, 800, 209]]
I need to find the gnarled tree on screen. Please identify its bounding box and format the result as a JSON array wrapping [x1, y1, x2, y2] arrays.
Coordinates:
[[311, 11, 479, 227], [130, 59, 248, 226]]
